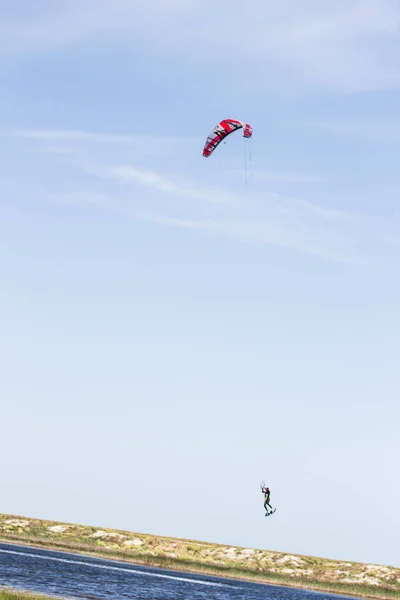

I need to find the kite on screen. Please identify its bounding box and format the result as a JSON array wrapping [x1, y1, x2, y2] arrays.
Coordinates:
[[202, 118, 253, 158]]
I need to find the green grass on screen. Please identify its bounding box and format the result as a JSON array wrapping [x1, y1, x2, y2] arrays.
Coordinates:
[[0, 589, 57, 600]]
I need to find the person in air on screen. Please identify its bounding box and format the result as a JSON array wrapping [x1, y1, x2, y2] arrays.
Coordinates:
[[261, 485, 274, 515]]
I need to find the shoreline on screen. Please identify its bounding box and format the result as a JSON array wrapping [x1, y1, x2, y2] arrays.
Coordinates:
[[0, 514, 398, 600], [0, 537, 396, 600]]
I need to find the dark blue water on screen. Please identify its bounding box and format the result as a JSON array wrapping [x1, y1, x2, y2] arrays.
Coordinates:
[[0, 542, 360, 600]]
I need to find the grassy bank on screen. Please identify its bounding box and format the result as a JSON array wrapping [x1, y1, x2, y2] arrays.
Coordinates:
[[0, 514, 398, 600], [0, 589, 58, 600]]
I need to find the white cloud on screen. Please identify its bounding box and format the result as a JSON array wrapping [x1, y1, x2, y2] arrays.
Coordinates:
[[12, 129, 191, 147], [74, 162, 392, 266], [304, 120, 400, 144], [13, 129, 135, 144], [134, 209, 381, 266], [53, 191, 116, 207], [1, 0, 400, 93], [94, 164, 245, 206], [239, 170, 324, 184], [12, 126, 400, 267], [77, 150, 355, 225], [11, 128, 196, 165]]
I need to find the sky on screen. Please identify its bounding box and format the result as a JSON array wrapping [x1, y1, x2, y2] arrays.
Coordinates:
[[1, 0, 400, 568]]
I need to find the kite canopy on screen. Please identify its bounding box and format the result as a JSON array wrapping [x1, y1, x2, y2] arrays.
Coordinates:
[[202, 118, 253, 158]]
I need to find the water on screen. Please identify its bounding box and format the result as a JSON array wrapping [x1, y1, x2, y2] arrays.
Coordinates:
[[0, 542, 360, 600]]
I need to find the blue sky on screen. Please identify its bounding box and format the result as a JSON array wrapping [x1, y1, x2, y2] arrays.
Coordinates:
[[1, 0, 400, 568]]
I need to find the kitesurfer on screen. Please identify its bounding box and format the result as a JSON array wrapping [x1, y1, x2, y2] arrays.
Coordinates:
[[262, 485, 274, 515]]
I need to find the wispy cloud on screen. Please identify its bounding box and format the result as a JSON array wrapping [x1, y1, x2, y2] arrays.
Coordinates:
[[12, 126, 400, 267], [91, 164, 245, 206], [13, 129, 136, 144], [53, 191, 117, 208], [2, 1, 400, 93], [100, 162, 355, 223], [11, 128, 196, 164], [241, 170, 324, 184], [12, 129, 192, 147], [72, 163, 392, 266], [129, 208, 383, 267], [304, 120, 400, 145]]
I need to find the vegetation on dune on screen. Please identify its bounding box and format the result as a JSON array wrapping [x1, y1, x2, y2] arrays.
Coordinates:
[[0, 514, 399, 600]]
